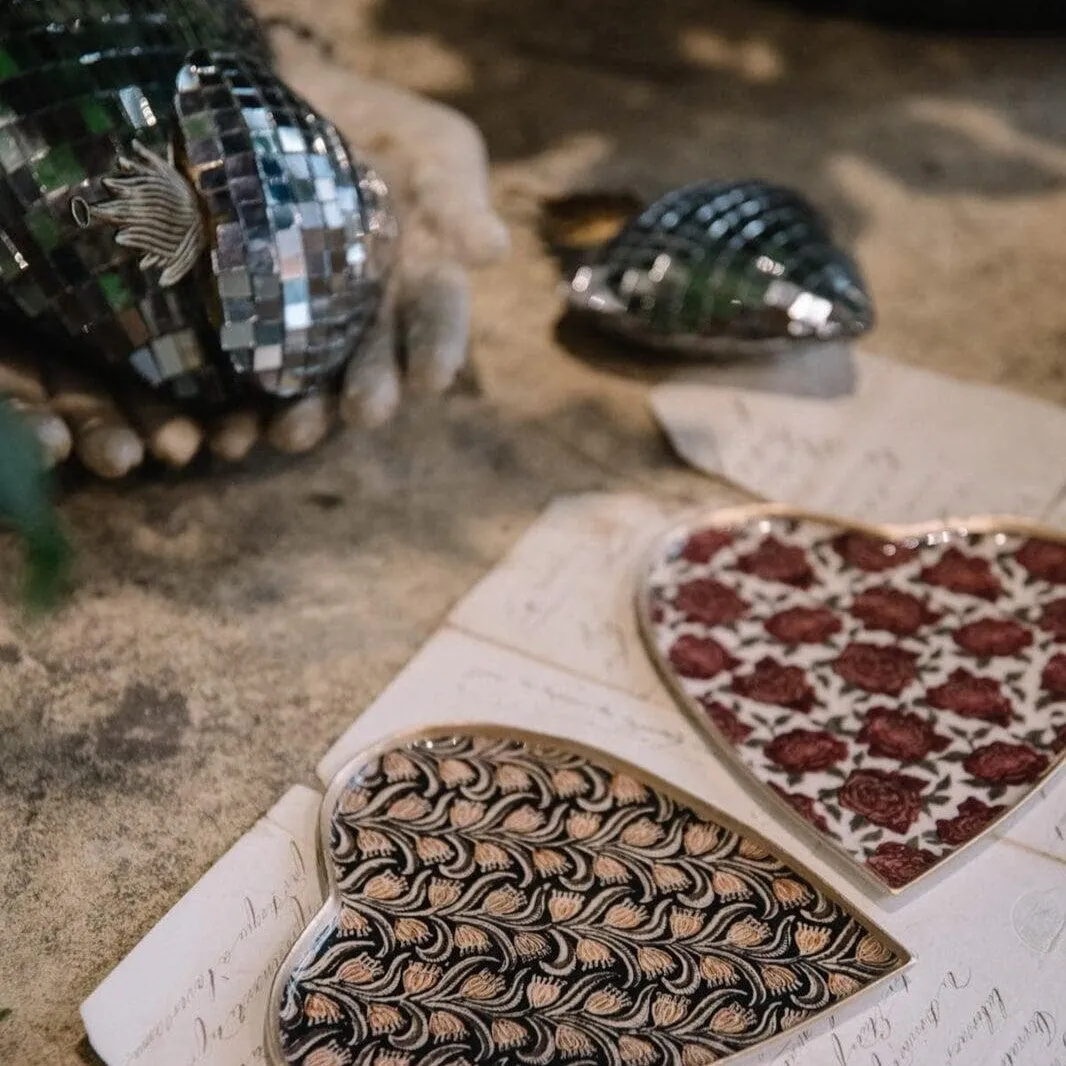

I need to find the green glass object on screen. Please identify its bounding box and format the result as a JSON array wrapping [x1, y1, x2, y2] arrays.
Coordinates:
[[0, 397, 70, 610]]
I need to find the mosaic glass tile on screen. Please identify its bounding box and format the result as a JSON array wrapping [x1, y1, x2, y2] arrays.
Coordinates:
[[563, 180, 874, 358], [0, 0, 393, 408]]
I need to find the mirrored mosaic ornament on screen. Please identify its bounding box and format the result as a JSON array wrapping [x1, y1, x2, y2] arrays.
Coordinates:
[[0, 1, 394, 407], [563, 181, 873, 358], [638, 507, 1066, 893], [267, 728, 910, 1066]]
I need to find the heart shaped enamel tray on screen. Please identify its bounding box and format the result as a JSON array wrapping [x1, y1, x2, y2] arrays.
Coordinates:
[[637, 505, 1066, 894], [266, 727, 909, 1066]]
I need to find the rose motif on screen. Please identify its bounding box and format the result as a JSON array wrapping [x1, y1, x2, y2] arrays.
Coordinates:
[[865, 842, 936, 888], [679, 528, 733, 564], [1039, 599, 1066, 642], [926, 668, 1012, 726], [668, 635, 738, 680], [838, 769, 926, 834], [833, 642, 918, 696], [764, 729, 848, 773], [732, 657, 815, 712], [765, 606, 842, 645], [700, 699, 753, 744], [920, 548, 1002, 600], [833, 532, 917, 573], [770, 784, 829, 832], [953, 619, 1032, 657], [1041, 653, 1066, 696], [850, 587, 939, 637], [1016, 537, 1066, 584], [964, 742, 1049, 785], [736, 536, 814, 587], [935, 797, 1004, 845], [673, 579, 748, 627], [857, 708, 949, 762]]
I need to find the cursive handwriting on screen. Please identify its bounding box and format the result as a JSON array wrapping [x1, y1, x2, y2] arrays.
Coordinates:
[[191, 920, 305, 1064], [122, 838, 311, 1066], [946, 987, 1007, 1063], [828, 970, 973, 1066], [661, 353, 1066, 526], [831, 1007, 892, 1066], [1001, 1011, 1059, 1066]]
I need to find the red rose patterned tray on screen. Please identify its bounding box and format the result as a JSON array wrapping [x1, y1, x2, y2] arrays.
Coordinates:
[[637, 506, 1066, 893]]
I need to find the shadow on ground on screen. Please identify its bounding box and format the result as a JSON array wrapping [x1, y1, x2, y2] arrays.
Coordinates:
[[356, 0, 1066, 242]]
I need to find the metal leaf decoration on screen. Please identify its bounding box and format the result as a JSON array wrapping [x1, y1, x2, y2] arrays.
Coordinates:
[[75, 140, 207, 288]]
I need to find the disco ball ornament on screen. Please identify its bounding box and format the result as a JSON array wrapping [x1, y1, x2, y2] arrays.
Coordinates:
[[562, 180, 874, 358], [0, 0, 395, 411]]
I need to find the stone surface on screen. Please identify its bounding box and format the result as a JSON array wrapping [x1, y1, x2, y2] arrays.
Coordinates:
[[3, 2, 1066, 1063]]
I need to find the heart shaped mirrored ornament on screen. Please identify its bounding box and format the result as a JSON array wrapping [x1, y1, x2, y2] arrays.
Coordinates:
[[558, 181, 873, 358], [0, 0, 394, 409], [638, 507, 1066, 893], [267, 727, 909, 1066]]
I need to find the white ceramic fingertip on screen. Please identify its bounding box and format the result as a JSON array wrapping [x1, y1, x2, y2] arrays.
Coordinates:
[[339, 302, 401, 429], [148, 416, 203, 469], [266, 394, 332, 455], [76, 423, 145, 479], [48, 368, 144, 478], [450, 209, 510, 268], [20, 407, 73, 466], [341, 364, 402, 430], [402, 263, 470, 395], [209, 411, 260, 463], [119, 388, 204, 470]]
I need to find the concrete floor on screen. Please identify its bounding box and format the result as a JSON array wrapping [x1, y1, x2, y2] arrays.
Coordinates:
[[2, 3, 1066, 1063]]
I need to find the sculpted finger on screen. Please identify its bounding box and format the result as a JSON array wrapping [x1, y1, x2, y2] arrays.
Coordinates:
[[74, 419, 144, 480], [209, 410, 260, 463], [121, 386, 203, 469], [266, 393, 333, 455], [0, 350, 49, 405], [0, 351, 72, 464], [48, 368, 144, 479], [400, 260, 470, 395], [339, 304, 401, 430], [73, 420, 145, 480]]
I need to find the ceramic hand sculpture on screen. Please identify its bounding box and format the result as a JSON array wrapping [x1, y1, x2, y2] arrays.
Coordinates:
[[0, 0, 507, 477]]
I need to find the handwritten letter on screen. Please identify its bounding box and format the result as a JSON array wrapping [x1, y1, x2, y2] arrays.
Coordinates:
[[448, 492, 676, 704], [80, 786, 324, 1066], [83, 492, 1066, 1066], [651, 351, 1066, 526]]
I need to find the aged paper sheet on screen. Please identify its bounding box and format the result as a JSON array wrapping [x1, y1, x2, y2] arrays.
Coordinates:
[[81, 786, 323, 1066], [650, 349, 1066, 527], [83, 493, 1066, 1066]]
